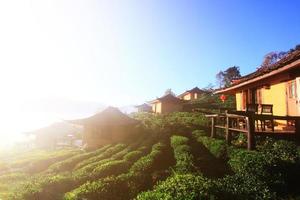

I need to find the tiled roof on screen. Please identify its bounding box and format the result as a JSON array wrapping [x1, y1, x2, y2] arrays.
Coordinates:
[[69, 107, 139, 126], [231, 50, 300, 86]]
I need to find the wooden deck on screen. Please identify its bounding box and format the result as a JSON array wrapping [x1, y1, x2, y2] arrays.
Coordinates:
[[205, 111, 300, 150]]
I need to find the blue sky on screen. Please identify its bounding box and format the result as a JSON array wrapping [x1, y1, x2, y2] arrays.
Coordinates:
[[0, 0, 300, 142], [83, 0, 300, 104]]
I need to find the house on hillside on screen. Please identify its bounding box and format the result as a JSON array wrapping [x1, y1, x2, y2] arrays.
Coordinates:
[[148, 94, 182, 114], [27, 122, 82, 149], [215, 50, 300, 133], [69, 107, 139, 149], [135, 103, 152, 112], [216, 50, 300, 117], [178, 87, 205, 101]]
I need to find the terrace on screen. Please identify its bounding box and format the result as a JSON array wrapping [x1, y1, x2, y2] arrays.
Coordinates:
[[205, 104, 300, 150]]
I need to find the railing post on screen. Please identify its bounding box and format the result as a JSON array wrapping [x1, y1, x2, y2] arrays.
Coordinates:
[[225, 113, 232, 145], [295, 119, 300, 142], [246, 112, 255, 150], [211, 117, 216, 138]]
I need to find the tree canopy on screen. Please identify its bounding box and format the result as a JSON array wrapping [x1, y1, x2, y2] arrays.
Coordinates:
[[216, 66, 241, 88]]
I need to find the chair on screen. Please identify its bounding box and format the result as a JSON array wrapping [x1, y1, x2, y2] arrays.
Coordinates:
[[246, 104, 259, 113], [246, 104, 259, 130], [260, 104, 274, 132]]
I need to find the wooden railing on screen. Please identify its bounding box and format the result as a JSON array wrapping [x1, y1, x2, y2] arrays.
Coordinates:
[[205, 112, 300, 150]]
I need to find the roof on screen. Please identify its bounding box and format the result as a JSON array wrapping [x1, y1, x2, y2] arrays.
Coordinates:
[[26, 122, 82, 137], [68, 106, 139, 126], [135, 103, 151, 108], [178, 87, 204, 98], [216, 50, 300, 94], [148, 94, 181, 104]]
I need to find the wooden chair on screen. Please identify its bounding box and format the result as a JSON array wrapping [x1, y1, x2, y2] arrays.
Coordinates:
[[260, 104, 274, 132], [246, 104, 259, 130], [246, 104, 259, 113]]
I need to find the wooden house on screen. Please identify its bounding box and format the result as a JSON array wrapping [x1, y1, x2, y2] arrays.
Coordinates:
[[207, 50, 300, 150], [148, 94, 182, 114], [69, 107, 139, 149], [216, 50, 300, 117], [27, 122, 82, 149], [135, 103, 152, 112], [178, 87, 204, 101]]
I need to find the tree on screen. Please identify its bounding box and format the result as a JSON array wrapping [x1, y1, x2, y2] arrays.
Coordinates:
[[164, 88, 176, 96], [259, 51, 287, 70], [216, 66, 241, 88]]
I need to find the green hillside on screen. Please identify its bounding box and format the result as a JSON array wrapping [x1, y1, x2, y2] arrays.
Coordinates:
[[0, 112, 299, 200]]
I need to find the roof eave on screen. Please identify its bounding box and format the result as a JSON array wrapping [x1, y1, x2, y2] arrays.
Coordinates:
[[215, 59, 300, 94]]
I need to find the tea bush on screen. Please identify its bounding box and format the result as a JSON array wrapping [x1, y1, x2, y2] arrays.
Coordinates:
[[193, 134, 227, 159], [136, 174, 216, 200], [170, 135, 195, 173], [64, 142, 166, 200], [47, 144, 112, 173], [74, 144, 126, 169]]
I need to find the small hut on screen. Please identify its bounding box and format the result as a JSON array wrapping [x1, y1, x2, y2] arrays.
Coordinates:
[[69, 107, 139, 149], [177, 87, 205, 101], [148, 94, 182, 114], [135, 103, 152, 113]]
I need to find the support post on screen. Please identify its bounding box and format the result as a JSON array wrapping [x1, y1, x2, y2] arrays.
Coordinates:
[[246, 113, 255, 150], [295, 119, 300, 143], [211, 117, 216, 138], [225, 114, 232, 145]]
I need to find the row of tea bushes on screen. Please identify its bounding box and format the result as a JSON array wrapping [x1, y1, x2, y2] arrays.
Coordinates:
[[192, 130, 227, 159], [47, 144, 112, 173], [64, 142, 167, 200], [74, 144, 127, 169], [9, 144, 135, 200], [193, 129, 300, 198], [170, 135, 195, 173], [8, 149, 80, 174]]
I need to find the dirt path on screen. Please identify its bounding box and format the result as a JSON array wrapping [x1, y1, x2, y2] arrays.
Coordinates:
[[189, 136, 233, 178]]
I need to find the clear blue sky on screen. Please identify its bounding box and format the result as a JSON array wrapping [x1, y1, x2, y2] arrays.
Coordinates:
[[88, 0, 300, 104]]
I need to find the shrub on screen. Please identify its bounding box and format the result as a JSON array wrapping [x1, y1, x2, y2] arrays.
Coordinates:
[[74, 144, 126, 169], [136, 174, 216, 200], [124, 151, 144, 162], [194, 135, 227, 159], [228, 139, 300, 196], [192, 129, 207, 137], [47, 144, 112, 173], [170, 135, 195, 173], [217, 174, 274, 200], [65, 142, 166, 200], [129, 142, 165, 174], [89, 160, 130, 181]]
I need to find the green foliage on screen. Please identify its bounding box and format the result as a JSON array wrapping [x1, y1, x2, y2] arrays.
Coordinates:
[[124, 150, 144, 162], [170, 135, 195, 173], [47, 144, 112, 173], [64, 142, 166, 200], [228, 139, 300, 196], [132, 112, 208, 134], [9, 149, 79, 173], [74, 144, 126, 169], [191, 129, 207, 137], [193, 133, 227, 159], [136, 174, 216, 200], [129, 143, 165, 174], [217, 174, 274, 200], [0, 172, 27, 183]]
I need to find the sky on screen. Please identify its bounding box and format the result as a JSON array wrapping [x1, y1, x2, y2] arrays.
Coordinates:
[[0, 0, 299, 147]]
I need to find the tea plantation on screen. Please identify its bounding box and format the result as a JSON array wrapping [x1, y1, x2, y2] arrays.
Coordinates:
[[0, 112, 299, 200]]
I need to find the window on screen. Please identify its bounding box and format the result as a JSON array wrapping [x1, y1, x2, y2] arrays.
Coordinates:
[[288, 81, 297, 99]]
